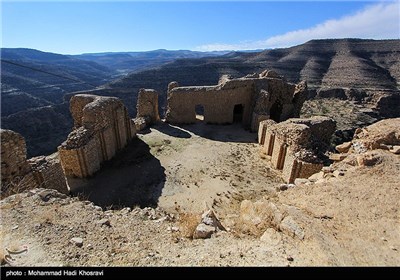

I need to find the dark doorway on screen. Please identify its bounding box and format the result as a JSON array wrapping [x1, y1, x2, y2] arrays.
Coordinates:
[[233, 104, 244, 123], [195, 104, 204, 121], [270, 101, 282, 122]]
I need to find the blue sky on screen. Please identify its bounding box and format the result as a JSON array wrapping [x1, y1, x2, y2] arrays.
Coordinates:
[[1, 1, 399, 54]]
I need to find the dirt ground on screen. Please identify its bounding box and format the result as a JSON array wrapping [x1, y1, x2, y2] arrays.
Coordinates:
[[1, 121, 399, 266]]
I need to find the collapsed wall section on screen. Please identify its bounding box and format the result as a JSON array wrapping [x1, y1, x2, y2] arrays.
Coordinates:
[[28, 154, 69, 194], [260, 116, 336, 183], [1, 129, 68, 197], [134, 88, 160, 131], [58, 94, 135, 178], [1, 129, 31, 186]]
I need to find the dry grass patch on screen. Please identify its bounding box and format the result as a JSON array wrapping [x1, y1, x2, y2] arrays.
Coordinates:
[[177, 212, 201, 239]]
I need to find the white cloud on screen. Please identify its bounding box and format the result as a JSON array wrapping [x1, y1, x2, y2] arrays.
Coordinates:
[[196, 2, 400, 51]]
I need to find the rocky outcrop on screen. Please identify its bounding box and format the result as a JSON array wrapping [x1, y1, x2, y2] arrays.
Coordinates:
[[291, 118, 400, 194], [58, 94, 136, 178], [193, 210, 225, 239], [166, 70, 308, 131]]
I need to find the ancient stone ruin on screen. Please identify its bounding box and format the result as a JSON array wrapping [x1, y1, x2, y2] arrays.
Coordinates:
[[1, 70, 335, 200], [259, 116, 336, 183], [134, 88, 160, 131], [58, 94, 136, 178], [1, 129, 68, 197], [165, 70, 308, 131]]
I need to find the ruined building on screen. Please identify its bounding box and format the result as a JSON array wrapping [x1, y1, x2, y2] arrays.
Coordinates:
[[1, 70, 333, 197], [58, 94, 136, 178], [134, 88, 160, 131], [259, 116, 336, 183], [1, 94, 138, 197], [165, 70, 308, 131], [1, 129, 68, 197]]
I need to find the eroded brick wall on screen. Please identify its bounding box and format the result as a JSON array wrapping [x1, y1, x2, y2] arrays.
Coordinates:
[[165, 70, 308, 131], [58, 94, 135, 178], [1, 129, 68, 197], [260, 116, 336, 183]]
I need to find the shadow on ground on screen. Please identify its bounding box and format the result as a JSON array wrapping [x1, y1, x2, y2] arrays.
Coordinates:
[[179, 121, 257, 143], [151, 122, 192, 138], [68, 138, 166, 209]]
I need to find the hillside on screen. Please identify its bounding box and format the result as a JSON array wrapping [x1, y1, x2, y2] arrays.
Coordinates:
[[1, 48, 114, 117]]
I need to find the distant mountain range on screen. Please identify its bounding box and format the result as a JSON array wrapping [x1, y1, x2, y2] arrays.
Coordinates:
[[1, 48, 113, 116], [72, 49, 229, 75], [1, 39, 399, 157]]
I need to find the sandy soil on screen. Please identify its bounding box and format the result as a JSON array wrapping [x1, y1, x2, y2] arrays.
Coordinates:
[[1, 121, 399, 266]]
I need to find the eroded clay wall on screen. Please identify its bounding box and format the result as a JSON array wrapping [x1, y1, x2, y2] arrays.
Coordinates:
[[1, 129, 68, 197], [58, 136, 100, 178], [1, 129, 31, 186], [166, 81, 253, 126], [59, 94, 135, 178], [166, 71, 308, 131], [28, 154, 69, 194], [136, 89, 160, 124], [260, 117, 335, 183]]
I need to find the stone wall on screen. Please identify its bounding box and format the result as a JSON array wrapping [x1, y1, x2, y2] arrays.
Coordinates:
[[28, 154, 69, 194], [1, 129, 31, 186], [260, 116, 336, 183], [165, 70, 308, 131], [1, 129, 68, 197], [136, 88, 160, 124], [58, 94, 135, 178]]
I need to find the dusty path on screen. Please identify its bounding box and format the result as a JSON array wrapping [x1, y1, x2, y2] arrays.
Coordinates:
[[148, 122, 282, 215], [67, 121, 282, 215]]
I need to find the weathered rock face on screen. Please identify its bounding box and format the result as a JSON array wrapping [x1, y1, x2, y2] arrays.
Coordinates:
[[1, 129, 68, 197], [58, 94, 136, 178], [165, 70, 308, 132], [260, 116, 336, 183]]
